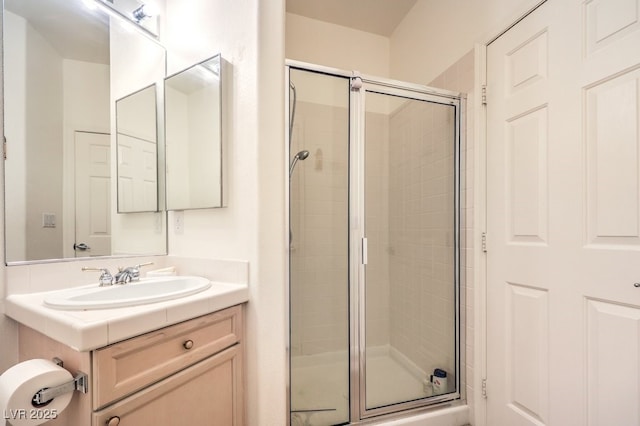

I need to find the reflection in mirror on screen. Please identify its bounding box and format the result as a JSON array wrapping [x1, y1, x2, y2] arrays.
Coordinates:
[[116, 85, 159, 213], [165, 55, 223, 210], [96, 0, 160, 37], [3, 0, 167, 263]]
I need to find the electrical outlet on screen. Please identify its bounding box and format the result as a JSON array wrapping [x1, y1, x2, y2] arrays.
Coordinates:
[[42, 213, 56, 228], [174, 211, 184, 235]]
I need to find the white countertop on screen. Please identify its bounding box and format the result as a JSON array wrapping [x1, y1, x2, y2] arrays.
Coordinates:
[[5, 280, 249, 352]]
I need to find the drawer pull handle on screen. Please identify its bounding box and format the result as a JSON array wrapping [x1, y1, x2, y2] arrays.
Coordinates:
[[183, 340, 194, 350], [107, 416, 120, 426]]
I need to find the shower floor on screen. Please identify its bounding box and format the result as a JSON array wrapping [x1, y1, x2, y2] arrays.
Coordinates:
[[291, 347, 428, 425]]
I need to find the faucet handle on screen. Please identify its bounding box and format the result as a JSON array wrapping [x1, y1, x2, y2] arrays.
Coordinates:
[[132, 262, 154, 278], [115, 262, 154, 282], [82, 267, 114, 287]]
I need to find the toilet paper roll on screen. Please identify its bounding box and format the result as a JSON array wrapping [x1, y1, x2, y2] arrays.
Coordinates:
[[0, 359, 73, 426]]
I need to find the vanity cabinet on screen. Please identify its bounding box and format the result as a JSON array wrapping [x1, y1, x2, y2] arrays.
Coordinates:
[[93, 345, 241, 425], [17, 305, 244, 426]]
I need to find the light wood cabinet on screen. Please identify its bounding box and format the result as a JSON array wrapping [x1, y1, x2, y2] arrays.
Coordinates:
[[17, 305, 244, 426], [93, 345, 243, 426]]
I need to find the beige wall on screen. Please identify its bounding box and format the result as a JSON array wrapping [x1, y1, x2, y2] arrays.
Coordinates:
[[4, 11, 65, 262], [4, 11, 27, 263], [390, 0, 540, 84], [286, 13, 390, 78]]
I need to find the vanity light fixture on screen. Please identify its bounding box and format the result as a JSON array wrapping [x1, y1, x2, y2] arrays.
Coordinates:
[[81, 0, 98, 11], [82, 0, 162, 42], [132, 3, 156, 23]]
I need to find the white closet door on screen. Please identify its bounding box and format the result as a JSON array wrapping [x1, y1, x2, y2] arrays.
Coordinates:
[[486, 0, 640, 425], [75, 131, 111, 257]]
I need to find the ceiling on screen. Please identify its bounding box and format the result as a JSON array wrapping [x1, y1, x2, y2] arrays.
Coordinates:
[[7, 0, 418, 66], [6, 0, 110, 64], [286, 0, 418, 36]]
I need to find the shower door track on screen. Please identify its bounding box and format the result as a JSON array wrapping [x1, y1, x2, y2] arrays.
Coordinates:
[[286, 59, 466, 425]]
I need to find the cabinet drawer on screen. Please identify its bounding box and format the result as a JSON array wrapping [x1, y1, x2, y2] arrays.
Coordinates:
[[93, 344, 243, 426], [93, 305, 242, 409]]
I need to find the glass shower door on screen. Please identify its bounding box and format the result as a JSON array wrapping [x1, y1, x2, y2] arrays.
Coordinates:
[[358, 84, 461, 416], [289, 68, 351, 426]]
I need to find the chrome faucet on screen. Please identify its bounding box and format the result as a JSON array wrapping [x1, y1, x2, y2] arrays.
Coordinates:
[[114, 262, 154, 284], [82, 267, 114, 287]]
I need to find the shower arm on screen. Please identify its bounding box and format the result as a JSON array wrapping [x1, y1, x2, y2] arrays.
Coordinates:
[[289, 156, 300, 177], [289, 81, 297, 146]]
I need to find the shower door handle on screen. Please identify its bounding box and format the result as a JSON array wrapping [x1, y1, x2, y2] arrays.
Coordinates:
[[362, 238, 368, 265]]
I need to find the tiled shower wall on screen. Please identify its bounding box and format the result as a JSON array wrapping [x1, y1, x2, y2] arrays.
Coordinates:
[[290, 48, 475, 411], [290, 100, 350, 356], [386, 98, 457, 380], [364, 111, 391, 348], [290, 100, 390, 355]]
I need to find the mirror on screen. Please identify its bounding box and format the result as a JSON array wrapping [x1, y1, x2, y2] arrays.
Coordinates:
[[3, 0, 167, 263], [116, 85, 159, 213], [165, 55, 223, 210]]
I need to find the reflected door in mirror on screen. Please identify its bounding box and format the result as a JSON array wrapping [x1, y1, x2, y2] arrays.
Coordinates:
[[75, 131, 111, 257], [116, 85, 159, 213]]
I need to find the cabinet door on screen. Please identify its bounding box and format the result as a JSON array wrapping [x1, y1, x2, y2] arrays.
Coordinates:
[[93, 305, 242, 409], [93, 344, 243, 426]]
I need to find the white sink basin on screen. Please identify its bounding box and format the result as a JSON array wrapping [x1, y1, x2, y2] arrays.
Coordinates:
[[43, 276, 212, 310]]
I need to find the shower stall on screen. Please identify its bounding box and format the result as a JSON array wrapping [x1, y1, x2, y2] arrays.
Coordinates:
[[287, 62, 464, 425]]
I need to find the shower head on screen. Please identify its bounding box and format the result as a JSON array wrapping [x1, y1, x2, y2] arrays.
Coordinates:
[[289, 150, 310, 178], [295, 150, 310, 161]]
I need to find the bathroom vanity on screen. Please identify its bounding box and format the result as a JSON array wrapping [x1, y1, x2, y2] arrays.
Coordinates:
[[6, 276, 248, 426]]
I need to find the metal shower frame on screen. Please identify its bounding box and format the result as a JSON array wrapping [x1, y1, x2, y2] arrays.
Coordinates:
[[285, 59, 466, 424]]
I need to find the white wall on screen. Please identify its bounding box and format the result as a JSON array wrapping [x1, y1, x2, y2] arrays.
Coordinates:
[[390, 0, 540, 84], [24, 16, 64, 262], [187, 84, 221, 206], [0, 22, 18, 369], [162, 0, 287, 424], [164, 85, 191, 208], [4, 11, 27, 263], [165, 81, 222, 209], [286, 13, 390, 77], [110, 19, 166, 256]]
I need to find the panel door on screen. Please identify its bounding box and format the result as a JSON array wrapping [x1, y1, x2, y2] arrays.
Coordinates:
[[75, 131, 111, 257], [117, 134, 158, 213], [487, 1, 640, 425]]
